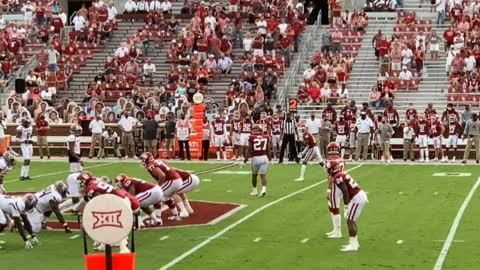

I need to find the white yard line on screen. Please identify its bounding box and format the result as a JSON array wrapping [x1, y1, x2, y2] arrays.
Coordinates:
[[156, 164, 363, 270], [69, 235, 80, 240], [433, 176, 480, 270], [3, 162, 115, 184]]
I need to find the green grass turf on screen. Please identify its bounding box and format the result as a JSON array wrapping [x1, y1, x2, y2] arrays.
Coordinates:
[[1, 162, 480, 270]]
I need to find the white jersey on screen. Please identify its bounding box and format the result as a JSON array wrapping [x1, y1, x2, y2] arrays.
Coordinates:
[[0, 195, 26, 217], [67, 134, 81, 154], [35, 185, 63, 213], [67, 172, 81, 197], [0, 158, 12, 179], [16, 125, 33, 142]]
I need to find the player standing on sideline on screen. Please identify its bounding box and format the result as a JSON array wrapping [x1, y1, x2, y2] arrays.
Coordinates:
[[0, 151, 16, 193], [28, 181, 72, 233], [415, 114, 430, 162], [325, 142, 345, 239], [430, 115, 446, 161], [243, 124, 271, 196], [17, 117, 33, 180], [67, 124, 83, 173], [294, 125, 324, 182], [348, 117, 357, 161], [334, 115, 349, 159], [239, 115, 253, 160], [0, 193, 40, 249], [230, 112, 242, 160], [445, 116, 462, 162], [271, 113, 283, 160], [327, 160, 368, 251], [256, 112, 271, 136], [211, 115, 228, 160]]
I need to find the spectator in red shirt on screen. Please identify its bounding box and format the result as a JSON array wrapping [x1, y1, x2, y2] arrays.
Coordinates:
[[308, 82, 321, 104], [36, 113, 50, 159], [378, 36, 390, 63], [443, 26, 457, 52]]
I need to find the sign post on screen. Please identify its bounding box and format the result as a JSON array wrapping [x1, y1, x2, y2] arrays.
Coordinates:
[[82, 194, 135, 270]]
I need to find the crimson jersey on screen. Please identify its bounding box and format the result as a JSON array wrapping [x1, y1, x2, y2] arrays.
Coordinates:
[[383, 108, 399, 124], [322, 107, 337, 123], [211, 119, 226, 135], [415, 119, 430, 135], [405, 108, 417, 121], [303, 131, 316, 148], [333, 172, 361, 198], [175, 168, 192, 182], [271, 120, 283, 135], [424, 108, 437, 119], [430, 120, 444, 137], [448, 121, 462, 136], [256, 119, 271, 135], [146, 160, 181, 182], [85, 181, 140, 210], [231, 119, 241, 133], [249, 135, 270, 156], [443, 109, 459, 122], [342, 107, 354, 121], [241, 120, 253, 134], [119, 178, 155, 194], [335, 120, 349, 135]]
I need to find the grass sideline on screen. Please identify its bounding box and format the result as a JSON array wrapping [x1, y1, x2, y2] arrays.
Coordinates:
[[0, 161, 479, 270]]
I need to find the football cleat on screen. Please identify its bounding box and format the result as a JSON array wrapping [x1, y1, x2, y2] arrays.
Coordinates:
[[260, 191, 267, 197], [294, 177, 304, 182], [250, 189, 258, 196], [179, 210, 190, 218], [167, 215, 182, 221], [340, 243, 358, 252], [327, 231, 342, 239]]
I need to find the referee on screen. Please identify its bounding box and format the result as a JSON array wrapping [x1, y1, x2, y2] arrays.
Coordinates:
[[279, 113, 299, 163]]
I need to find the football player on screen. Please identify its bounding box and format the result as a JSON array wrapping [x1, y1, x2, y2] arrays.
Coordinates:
[[430, 115, 445, 162], [0, 151, 16, 193], [0, 193, 40, 249], [256, 112, 271, 136], [445, 116, 462, 162], [348, 117, 357, 161], [243, 124, 271, 196], [59, 172, 83, 212], [325, 142, 345, 239], [271, 113, 283, 160], [230, 112, 242, 160], [211, 114, 228, 160], [294, 125, 324, 182], [327, 159, 368, 252], [115, 174, 163, 226], [17, 117, 33, 180], [239, 115, 253, 161], [415, 113, 430, 162], [172, 167, 200, 215], [68, 124, 83, 173], [334, 115, 349, 159], [140, 152, 185, 220], [28, 181, 71, 233]]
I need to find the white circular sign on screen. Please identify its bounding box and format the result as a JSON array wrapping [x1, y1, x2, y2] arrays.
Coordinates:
[[193, 92, 204, 104], [82, 194, 133, 245]]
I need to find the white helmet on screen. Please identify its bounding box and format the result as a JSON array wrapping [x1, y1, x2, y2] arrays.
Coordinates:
[[23, 193, 38, 210], [54, 181, 69, 197], [2, 151, 16, 166], [70, 124, 83, 136], [100, 176, 111, 185]]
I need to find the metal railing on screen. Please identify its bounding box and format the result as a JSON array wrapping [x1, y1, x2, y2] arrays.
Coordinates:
[[276, 11, 323, 111]]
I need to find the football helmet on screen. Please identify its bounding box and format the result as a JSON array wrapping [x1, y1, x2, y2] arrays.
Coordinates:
[[23, 193, 38, 210], [115, 174, 129, 188], [21, 117, 31, 128], [2, 150, 16, 166], [70, 124, 83, 136], [139, 152, 154, 167], [252, 124, 263, 135], [260, 112, 267, 120], [325, 159, 344, 176], [54, 181, 69, 197], [77, 171, 95, 190], [327, 142, 341, 159], [100, 176, 111, 185]]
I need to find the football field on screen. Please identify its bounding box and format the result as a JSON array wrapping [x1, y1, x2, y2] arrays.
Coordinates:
[[1, 160, 480, 270]]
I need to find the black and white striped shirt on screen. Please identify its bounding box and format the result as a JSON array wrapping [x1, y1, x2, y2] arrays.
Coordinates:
[[283, 119, 297, 135]]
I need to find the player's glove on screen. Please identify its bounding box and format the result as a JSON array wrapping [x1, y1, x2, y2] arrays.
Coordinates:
[[30, 235, 40, 246], [24, 240, 33, 249]]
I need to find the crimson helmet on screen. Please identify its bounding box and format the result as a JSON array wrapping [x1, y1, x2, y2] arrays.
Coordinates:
[[115, 174, 130, 188], [327, 142, 341, 159], [252, 124, 263, 135], [139, 152, 154, 167], [77, 171, 95, 190], [325, 159, 344, 176]]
